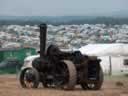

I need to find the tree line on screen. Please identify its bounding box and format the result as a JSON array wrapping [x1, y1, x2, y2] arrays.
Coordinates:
[[0, 16, 128, 25]]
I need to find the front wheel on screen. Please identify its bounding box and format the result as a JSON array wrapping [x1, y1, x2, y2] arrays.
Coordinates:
[[19, 68, 40, 88]]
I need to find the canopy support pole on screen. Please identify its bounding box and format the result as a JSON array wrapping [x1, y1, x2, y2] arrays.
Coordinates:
[[109, 56, 112, 76]]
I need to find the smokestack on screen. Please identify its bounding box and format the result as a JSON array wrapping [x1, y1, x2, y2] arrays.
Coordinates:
[[39, 23, 47, 57]]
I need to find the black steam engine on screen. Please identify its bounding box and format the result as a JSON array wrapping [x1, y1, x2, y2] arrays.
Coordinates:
[[19, 24, 103, 90]]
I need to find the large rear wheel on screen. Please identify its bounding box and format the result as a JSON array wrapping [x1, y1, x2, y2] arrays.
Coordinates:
[[41, 60, 77, 90], [63, 60, 77, 90]]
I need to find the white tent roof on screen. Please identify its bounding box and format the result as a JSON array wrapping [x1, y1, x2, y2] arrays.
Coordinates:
[[79, 43, 128, 56]]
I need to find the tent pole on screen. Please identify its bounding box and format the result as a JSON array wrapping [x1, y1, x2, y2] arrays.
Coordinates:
[[109, 56, 112, 76]]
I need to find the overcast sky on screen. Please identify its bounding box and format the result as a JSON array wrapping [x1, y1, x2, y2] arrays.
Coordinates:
[[0, 0, 127, 16]]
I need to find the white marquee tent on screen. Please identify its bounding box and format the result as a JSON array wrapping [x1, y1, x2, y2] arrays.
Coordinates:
[[79, 43, 128, 57], [79, 43, 128, 75]]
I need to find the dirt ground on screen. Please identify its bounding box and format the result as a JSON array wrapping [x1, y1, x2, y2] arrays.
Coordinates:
[[0, 75, 127, 96]]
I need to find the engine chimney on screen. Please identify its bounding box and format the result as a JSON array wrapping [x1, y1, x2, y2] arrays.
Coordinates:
[[39, 24, 47, 57]]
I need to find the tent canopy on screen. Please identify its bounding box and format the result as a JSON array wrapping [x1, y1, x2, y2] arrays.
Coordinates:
[[79, 43, 128, 56]]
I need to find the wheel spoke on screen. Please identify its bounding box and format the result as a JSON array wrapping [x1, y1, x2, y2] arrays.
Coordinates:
[[24, 81, 33, 88]]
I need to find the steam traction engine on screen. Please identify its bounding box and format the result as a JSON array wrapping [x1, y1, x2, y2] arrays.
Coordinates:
[[19, 24, 103, 90]]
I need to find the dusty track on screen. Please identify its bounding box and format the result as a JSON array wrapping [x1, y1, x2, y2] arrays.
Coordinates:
[[0, 75, 128, 96]]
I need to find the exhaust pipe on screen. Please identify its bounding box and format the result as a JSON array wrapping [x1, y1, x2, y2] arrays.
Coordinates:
[[39, 23, 47, 57]]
